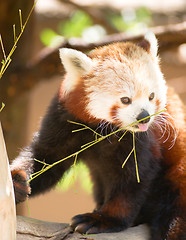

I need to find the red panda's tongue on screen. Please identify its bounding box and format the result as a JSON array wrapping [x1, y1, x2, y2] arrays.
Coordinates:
[[137, 123, 148, 132]]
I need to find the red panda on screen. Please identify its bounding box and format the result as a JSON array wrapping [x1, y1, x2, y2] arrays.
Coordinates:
[[10, 32, 186, 240]]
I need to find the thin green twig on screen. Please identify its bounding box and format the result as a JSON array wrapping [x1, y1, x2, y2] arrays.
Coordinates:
[[0, 0, 38, 80], [19, 10, 23, 31], [133, 128, 140, 183], [0, 35, 6, 61], [68, 120, 103, 137], [122, 147, 134, 168], [29, 109, 166, 183], [13, 25, 16, 43], [33, 158, 50, 166], [72, 154, 78, 193], [0, 103, 5, 112]]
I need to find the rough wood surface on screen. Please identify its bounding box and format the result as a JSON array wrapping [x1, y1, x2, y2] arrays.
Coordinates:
[[16, 216, 150, 240], [16, 216, 70, 240], [0, 123, 16, 239]]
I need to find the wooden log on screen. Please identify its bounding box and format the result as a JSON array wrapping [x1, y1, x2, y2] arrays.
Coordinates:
[[16, 216, 150, 240], [0, 122, 16, 239], [16, 216, 70, 240]]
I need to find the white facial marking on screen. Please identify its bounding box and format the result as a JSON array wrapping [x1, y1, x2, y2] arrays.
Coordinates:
[[87, 93, 115, 121], [117, 97, 156, 131]]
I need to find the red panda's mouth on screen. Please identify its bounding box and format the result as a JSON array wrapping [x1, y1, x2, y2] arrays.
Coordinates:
[[135, 123, 148, 132]]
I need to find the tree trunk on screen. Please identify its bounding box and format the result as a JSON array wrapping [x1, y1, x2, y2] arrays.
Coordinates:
[[0, 0, 34, 159], [0, 123, 16, 239], [0, 0, 34, 62]]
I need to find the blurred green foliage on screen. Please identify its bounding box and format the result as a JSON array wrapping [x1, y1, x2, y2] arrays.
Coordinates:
[[40, 7, 151, 47], [58, 10, 92, 38], [40, 10, 92, 47], [56, 162, 93, 194], [136, 7, 151, 22], [40, 29, 59, 47], [111, 7, 151, 33]]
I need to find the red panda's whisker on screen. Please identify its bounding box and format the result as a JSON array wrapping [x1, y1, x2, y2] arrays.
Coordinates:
[[160, 113, 178, 144], [163, 123, 171, 144], [153, 114, 178, 149]]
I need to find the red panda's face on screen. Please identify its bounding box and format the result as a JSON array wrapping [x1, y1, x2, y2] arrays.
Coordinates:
[[85, 56, 166, 132], [59, 32, 167, 132]]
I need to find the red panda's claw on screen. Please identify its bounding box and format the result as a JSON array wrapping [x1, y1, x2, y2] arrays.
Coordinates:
[[71, 212, 125, 234], [11, 169, 30, 204]]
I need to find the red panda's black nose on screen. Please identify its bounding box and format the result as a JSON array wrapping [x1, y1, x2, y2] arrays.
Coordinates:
[[136, 110, 150, 123]]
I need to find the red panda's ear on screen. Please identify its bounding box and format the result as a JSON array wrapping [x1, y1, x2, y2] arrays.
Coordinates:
[[59, 48, 93, 76], [138, 32, 158, 58], [59, 48, 93, 96]]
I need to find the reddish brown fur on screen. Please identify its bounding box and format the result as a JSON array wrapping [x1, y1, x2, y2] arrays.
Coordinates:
[[153, 87, 186, 209], [155, 99, 161, 111], [109, 104, 122, 126], [134, 88, 148, 100], [102, 195, 131, 219], [166, 217, 185, 240], [60, 80, 100, 124], [89, 42, 146, 61]]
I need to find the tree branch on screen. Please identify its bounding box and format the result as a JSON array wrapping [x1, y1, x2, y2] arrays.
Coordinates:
[[61, 0, 119, 34], [1, 22, 186, 106], [31, 21, 186, 73]]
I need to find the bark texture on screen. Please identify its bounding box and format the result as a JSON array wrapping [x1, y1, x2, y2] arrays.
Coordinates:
[[16, 216, 150, 240]]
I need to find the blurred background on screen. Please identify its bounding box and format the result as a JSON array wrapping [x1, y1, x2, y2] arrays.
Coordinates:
[[0, 0, 186, 223]]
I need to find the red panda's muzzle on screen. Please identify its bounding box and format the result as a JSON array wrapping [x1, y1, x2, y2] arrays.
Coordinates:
[[136, 110, 150, 132]]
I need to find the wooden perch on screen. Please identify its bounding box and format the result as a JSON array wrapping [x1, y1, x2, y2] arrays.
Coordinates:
[[17, 216, 150, 240], [0, 123, 16, 239]]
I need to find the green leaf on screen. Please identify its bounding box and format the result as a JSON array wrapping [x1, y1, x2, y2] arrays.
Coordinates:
[[111, 15, 128, 32], [136, 7, 151, 23], [56, 162, 92, 193], [58, 10, 92, 38], [109, 7, 151, 33], [40, 29, 58, 47]]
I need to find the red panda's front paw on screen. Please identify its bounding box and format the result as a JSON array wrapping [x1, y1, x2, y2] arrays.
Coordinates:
[[70, 212, 126, 234], [11, 170, 30, 204]]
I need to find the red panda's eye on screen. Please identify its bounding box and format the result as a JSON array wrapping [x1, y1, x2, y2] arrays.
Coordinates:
[[149, 92, 155, 101], [120, 97, 132, 105]]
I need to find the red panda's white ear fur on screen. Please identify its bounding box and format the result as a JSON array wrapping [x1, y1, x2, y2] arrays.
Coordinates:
[[59, 48, 93, 95], [59, 48, 93, 75], [144, 31, 158, 58]]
